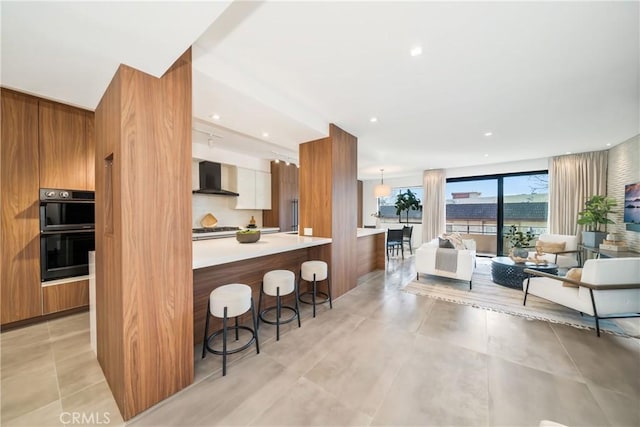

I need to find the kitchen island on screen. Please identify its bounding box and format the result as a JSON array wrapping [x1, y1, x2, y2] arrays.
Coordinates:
[[192, 232, 332, 345], [191, 229, 386, 345]]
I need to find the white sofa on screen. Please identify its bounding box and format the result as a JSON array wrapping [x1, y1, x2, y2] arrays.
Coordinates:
[[415, 238, 476, 289], [524, 258, 640, 336], [527, 233, 580, 268]]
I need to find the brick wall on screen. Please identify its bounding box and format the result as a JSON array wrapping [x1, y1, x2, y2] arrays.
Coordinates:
[[607, 135, 640, 251]]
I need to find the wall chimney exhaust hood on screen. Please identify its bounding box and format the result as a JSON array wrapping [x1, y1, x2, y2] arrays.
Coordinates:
[[193, 161, 239, 196]]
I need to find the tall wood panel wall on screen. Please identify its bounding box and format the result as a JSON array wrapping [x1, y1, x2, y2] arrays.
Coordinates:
[[263, 160, 299, 232], [1, 89, 41, 324], [95, 49, 193, 420], [299, 124, 358, 297]]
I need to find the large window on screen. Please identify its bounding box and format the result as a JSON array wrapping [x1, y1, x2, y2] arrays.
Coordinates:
[[446, 172, 548, 256], [378, 186, 423, 223]]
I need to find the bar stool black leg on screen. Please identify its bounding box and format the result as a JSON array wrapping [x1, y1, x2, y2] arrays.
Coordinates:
[[312, 273, 317, 318], [327, 274, 333, 309], [257, 283, 264, 330], [250, 298, 260, 354], [222, 307, 228, 376], [295, 280, 301, 328], [201, 300, 211, 359], [276, 286, 281, 341]]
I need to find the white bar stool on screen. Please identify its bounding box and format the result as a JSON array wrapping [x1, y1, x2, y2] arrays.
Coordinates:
[[258, 270, 301, 341], [298, 260, 332, 318], [201, 283, 259, 376]]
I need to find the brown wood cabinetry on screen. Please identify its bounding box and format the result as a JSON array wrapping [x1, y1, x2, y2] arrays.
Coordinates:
[[1, 89, 42, 324], [42, 280, 89, 314], [85, 112, 95, 190], [263, 161, 299, 231], [1, 89, 95, 326], [39, 99, 93, 190]]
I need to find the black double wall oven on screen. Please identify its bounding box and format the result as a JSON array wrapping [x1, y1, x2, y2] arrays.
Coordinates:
[[40, 188, 95, 281]]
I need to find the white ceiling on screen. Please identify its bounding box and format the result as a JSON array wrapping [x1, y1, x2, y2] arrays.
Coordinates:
[[3, 1, 639, 180]]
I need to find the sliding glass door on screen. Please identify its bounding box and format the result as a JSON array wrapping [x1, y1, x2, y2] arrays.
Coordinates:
[[445, 179, 498, 256], [446, 171, 548, 256]]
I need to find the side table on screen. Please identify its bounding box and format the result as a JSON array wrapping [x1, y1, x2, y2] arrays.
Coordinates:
[[491, 256, 558, 289]]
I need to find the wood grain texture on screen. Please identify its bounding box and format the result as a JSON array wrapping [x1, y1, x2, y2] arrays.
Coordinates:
[[39, 99, 87, 190], [95, 68, 125, 414], [192, 246, 325, 345], [299, 137, 332, 238], [299, 125, 358, 299], [329, 124, 358, 298], [85, 112, 95, 191], [1, 89, 42, 324], [263, 161, 299, 231], [95, 48, 193, 420], [42, 280, 89, 314], [357, 180, 363, 228], [356, 233, 386, 277]]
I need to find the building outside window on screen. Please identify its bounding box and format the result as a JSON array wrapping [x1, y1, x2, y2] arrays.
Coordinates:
[[446, 172, 548, 256], [378, 186, 423, 223]]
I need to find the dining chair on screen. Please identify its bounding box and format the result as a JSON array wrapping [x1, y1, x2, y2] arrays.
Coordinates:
[[386, 228, 404, 260], [402, 225, 413, 254]]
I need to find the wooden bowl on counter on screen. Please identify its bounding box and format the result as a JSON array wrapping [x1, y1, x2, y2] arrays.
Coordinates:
[[236, 230, 261, 243]]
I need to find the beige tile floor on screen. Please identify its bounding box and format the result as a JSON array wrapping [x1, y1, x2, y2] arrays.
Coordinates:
[[2, 256, 639, 426]]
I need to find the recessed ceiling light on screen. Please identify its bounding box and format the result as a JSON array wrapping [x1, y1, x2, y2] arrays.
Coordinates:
[[370, 117, 378, 123], [484, 132, 493, 137], [274, 159, 279, 163], [410, 46, 422, 57], [565, 151, 572, 154], [484, 154, 489, 157], [262, 132, 269, 138], [210, 114, 220, 120], [606, 143, 611, 147]]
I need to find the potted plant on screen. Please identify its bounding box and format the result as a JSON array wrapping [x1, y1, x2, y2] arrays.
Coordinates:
[[394, 189, 422, 223], [577, 195, 617, 247], [504, 225, 535, 258]]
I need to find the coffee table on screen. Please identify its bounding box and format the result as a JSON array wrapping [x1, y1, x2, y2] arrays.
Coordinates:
[[491, 256, 558, 289]]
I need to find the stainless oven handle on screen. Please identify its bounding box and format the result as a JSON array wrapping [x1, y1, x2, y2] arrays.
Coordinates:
[[41, 229, 95, 235]]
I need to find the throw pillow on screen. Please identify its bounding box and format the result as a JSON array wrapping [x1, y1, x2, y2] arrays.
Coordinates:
[[442, 232, 465, 250], [536, 240, 566, 254], [438, 237, 455, 249], [562, 267, 582, 288]]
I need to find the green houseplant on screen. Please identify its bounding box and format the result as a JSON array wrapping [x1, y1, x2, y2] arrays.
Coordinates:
[[504, 225, 535, 258], [394, 189, 422, 224], [577, 195, 617, 247]]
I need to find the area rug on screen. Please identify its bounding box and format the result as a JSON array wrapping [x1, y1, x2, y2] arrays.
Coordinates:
[[403, 258, 639, 338]]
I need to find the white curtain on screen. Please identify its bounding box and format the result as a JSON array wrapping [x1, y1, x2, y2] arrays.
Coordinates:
[[421, 169, 446, 243], [549, 150, 608, 235]]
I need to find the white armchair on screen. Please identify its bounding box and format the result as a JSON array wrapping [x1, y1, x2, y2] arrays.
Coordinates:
[[524, 258, 640, 336], [527, 233, 580, 268], [415, 239, 476, 289]]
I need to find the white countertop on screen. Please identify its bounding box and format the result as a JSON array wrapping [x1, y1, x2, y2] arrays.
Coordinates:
[[357, 228, 386, 237], [193, 232, 332, 269], [192, 227, 280, 240]]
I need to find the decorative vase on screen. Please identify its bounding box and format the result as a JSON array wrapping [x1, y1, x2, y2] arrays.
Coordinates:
[[582, 231, 606, 248], [512, 247, 529, 259]]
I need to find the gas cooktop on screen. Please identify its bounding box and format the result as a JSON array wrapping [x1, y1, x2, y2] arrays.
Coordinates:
[[192, 226, 240, 233]]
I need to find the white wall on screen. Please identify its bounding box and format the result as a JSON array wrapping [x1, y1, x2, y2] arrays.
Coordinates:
[[607, 134, 640, 251], [192, 142, 270, 172]]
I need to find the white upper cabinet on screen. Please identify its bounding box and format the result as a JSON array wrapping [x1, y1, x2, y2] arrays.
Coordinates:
[[230, 167, 271, 210], [255, 170, 271, 210]]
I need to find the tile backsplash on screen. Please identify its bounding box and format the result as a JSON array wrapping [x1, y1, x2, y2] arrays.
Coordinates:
[[192, 193, 262, 229]]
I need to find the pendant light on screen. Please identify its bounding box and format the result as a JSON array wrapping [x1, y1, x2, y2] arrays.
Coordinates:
[[374, 169, 391, 197]]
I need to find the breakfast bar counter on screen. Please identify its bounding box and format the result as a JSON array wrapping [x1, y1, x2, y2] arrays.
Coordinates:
[[193, 232, 332, 269], [191, 232, 332, 345]]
